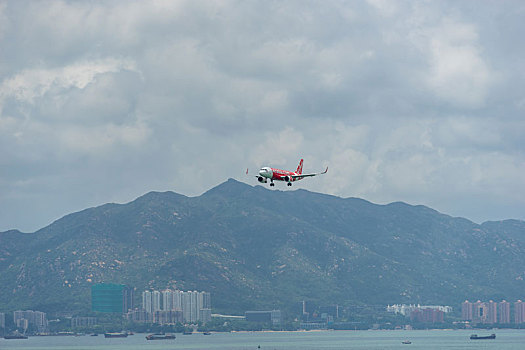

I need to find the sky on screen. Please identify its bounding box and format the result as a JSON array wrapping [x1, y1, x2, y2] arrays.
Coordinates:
[[1, 0, 524, 232]]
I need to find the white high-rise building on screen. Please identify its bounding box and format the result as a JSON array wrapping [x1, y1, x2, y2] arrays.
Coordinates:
[[162, 290, 173, 311], [152, 291, 161, 312], [13, 310, 48, 332], [182, 291, 193, 323], [142, 291, 152, 313], [142, 289, 211, 324], [190, 291, 198, 323], [172, 290, 183, 310]]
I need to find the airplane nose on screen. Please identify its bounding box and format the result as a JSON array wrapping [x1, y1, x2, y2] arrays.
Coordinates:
[[259, 168, 271, 177]]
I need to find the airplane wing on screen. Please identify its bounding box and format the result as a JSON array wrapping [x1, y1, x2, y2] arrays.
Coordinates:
[[291, 167, 328, 179]]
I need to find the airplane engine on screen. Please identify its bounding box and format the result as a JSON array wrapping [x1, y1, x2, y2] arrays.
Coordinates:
[[257, 176, 267, 183], [283, 176, 290, 182]]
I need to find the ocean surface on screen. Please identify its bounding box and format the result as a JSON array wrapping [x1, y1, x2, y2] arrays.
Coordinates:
[[1, 329, 524, 350]]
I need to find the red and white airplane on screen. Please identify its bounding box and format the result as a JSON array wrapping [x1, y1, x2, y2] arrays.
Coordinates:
[[248, 159, 328, 187]]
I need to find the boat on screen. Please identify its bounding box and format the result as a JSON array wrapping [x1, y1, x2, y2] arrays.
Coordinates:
[[104, 332, 128, 338], [203, 331, 212, 335], [146, 333, 176, 340], [55, 332, 75, 336], [402, 340, 412, 344], [4, 335, 29, 339], [4, 332, 28, 340], [90, 333, 99, 336], [470, 334, 496, 340]]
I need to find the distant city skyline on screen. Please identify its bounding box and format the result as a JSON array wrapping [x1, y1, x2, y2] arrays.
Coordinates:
[[13, 310, 48, 333], [461, 300, 525, 324], [138, 289, 212, 325]]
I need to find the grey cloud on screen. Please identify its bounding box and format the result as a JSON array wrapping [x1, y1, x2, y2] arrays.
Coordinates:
[[0, 0, 524, 231]]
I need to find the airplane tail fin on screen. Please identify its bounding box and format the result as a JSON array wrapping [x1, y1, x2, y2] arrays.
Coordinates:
[[296, 159, 304, 175]]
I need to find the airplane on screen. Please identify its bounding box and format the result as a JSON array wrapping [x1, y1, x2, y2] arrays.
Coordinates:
[[247, 159, 328, 187]]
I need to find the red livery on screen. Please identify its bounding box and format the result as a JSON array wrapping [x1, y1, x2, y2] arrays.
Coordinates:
[[248, 159, 327, 187]]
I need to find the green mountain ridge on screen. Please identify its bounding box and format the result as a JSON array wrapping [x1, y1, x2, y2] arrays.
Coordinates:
[[1, 179, 524, 316]]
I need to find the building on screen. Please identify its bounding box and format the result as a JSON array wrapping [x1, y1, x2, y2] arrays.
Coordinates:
[[17, 318, 29, 331], [141, 289, 211, 324], [200, 308, 212, 323], [126, 308, 150, 323], [13, 310, 48, 333], [487, 300, 498, 324], [152, 291, 161, 313], [142, 291, 153, 314], [71, 317, 97, 328], [499, 300, 510, 324], [300, 321, 328, 330], [319, 305, 339, 319], [461, 299, 519, 324], [515, 300, 525, 324], [245, 310, 282, 325], [142, 290, 164, 313], [91, 283, 134, 313], [409, 308, 444, 323], [123, 285, 134, 312], [182, 291, 194, 323], [152, 310, 183, 325], [472, 300, 487, 323], [163, 289, 174, 311], [0, 312, 5, 330], [300, 300, 317, 321], [387, 304, 452, 317], [461, 300, 473, 321]]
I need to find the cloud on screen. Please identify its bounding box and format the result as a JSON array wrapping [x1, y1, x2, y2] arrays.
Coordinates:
[[0, 58, 145, 159], [0, 0, 524, 231], [424, 18, 492, 108], [0, 58, 137, 104]]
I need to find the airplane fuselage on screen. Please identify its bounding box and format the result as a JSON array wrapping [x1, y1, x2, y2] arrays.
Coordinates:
[[252, 159, 326, 187], [258, 167, 303, 183]]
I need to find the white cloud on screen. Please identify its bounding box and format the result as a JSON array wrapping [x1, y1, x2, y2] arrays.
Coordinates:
[[0, 58, 138, 105], [424, 18, 492, 108]]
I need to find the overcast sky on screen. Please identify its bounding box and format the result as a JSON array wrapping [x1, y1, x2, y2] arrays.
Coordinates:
[[1, 0, 524, 232]]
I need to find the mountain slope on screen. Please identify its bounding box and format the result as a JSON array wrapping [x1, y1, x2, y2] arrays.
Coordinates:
[[1, 179, 524, 315]]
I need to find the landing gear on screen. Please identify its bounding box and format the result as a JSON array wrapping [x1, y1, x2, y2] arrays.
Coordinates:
[[270, 181, 275, 187], [287, 182, 292, 186]]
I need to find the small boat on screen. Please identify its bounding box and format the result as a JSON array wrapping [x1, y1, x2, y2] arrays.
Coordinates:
[[55, 332, 75, 336], [4, 332, 28, 340], [203, 331, 212, 335], [104, 332, 128, 338], [470, 333, 496, 340], [90, 333, 99, 336], [402, 340, 412, 344], [146, 333, 176, 340]]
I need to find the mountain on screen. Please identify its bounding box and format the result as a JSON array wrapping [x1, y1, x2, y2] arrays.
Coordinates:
[[1, 179, 525, 315]]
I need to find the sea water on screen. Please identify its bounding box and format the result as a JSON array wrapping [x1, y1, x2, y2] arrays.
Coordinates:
[[1, 329, 523, 350]]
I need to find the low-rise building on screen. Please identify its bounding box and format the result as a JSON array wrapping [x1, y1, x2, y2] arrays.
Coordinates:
[[71, 317, 97, 328], [13, 310, 48, 333], [245, 310, 281, 325]]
